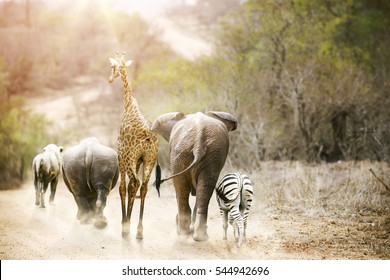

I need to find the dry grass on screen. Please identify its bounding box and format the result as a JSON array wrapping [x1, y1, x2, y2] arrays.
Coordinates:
[[248, 161, 390, 259], [254, 161, 390, 213]]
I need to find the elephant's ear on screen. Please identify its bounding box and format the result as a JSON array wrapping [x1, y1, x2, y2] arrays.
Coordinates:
[[151, 112, 186, 142], [207, 111, 238, 131]]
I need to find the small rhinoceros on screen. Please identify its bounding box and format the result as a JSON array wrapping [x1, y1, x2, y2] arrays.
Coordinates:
[[32, 144, 63, 208]]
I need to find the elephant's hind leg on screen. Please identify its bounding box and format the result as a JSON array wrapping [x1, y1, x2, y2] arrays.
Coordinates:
[[174, 177, 192, 236], [192, 174, 217, 242]]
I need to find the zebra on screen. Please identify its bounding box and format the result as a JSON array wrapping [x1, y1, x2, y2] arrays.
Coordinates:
[[215, 172, 253, 247]]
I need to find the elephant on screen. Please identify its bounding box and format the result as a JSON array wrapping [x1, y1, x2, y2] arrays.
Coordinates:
[[32, 144, 63, 208], [62, 137, 119, 229], [151, 111, 237, 241]]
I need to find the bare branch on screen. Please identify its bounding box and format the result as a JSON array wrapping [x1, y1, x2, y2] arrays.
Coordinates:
[[369, 168, 390, 192]]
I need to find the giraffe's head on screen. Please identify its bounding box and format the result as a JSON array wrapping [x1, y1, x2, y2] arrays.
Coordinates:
[[108, 52, 133, 83]]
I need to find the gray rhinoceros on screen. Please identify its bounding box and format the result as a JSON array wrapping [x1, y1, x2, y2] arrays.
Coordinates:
[[62, 137, 119, 228], [32, 144, 63, 208]]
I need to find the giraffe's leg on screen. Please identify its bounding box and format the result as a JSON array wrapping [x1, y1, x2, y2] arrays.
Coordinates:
[[136, 164, 154, 240], [123, 172, 139, 238], [119, 172, 129, 237]]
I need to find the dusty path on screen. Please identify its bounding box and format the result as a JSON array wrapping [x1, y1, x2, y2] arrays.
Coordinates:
[[1, 177, 388, 260], [0, 180, 277, 260]]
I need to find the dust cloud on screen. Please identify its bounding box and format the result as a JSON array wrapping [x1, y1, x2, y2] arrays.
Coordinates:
[[0, 179, 268, 260]]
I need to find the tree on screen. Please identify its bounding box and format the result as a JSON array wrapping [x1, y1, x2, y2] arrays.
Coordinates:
[[207, 0, 382, 163], [0, 63, 51, 189]]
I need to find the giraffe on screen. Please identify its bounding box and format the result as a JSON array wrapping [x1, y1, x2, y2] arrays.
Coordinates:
[[108, 52, 159, 239]]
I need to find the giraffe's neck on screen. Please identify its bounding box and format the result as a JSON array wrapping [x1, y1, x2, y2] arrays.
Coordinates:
[[119, 67, 148, 126], [119, 68, 135, 111]]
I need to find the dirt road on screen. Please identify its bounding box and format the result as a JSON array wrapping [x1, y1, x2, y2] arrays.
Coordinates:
[[0, 179, 274, 260], [1, 176, 388, 260]]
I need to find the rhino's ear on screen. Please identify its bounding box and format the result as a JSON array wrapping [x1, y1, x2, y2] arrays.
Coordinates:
[[152, 112, 185, 142], [59, 146, 64, 153], [207, 111, 238, 131]]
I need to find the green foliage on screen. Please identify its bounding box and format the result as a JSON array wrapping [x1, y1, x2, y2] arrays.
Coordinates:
[[139, 0, 389, 164], [0, 100, 51, 189], [0, 66, 51, 189]]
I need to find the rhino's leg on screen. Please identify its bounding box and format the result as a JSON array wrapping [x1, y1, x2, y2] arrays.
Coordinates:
[[74, 196, 92, 224], [35, 182, 40, 206], [49, 177, 58, 205], [94, 186, 108, 229], [39, 181, 49, 208]]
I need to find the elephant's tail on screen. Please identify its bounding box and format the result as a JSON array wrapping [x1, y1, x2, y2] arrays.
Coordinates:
[[158, 125, 207, 186], [160, 145, 206, 185], [85, 147, 93, 192]]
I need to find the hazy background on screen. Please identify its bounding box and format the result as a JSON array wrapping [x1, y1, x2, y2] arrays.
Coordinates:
[[0, 0, 389, 260], [1, 0, 390, 189]]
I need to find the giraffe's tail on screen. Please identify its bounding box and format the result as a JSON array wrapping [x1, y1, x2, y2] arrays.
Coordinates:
[[153, 163, 162, 197]]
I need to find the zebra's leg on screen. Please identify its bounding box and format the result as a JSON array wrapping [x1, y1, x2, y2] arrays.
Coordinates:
[[229, 213, 238, 241], [222, 210, 228, 240], [236, 216, 245, 247], [243, 220, 248, 242], [241, 174, 253, 244], [230, 199, 241, 242], [240, 198, 252, 244]]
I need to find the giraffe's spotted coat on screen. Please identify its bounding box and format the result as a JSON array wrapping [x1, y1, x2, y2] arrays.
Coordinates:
[[109, 53, 158, 239]]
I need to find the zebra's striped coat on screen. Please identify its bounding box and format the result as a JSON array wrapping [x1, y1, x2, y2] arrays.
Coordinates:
[[215, 172, 253, 247]]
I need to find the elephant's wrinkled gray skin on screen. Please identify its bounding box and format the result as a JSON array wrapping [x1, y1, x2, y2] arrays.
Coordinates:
[[62, 137, 119, 229], [32, 144, 63, 208], [151, 111, 237, 241]]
